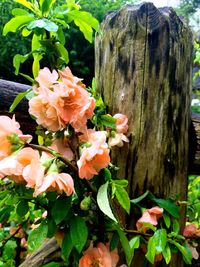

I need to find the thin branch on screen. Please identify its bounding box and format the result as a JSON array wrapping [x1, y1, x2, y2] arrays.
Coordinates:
[[2, 220, 28, 248], [123, 228, 152, 237], [27, 143, 78, 174]]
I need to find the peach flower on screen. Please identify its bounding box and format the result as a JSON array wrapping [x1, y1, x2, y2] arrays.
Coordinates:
[[113, 114, 128, 134], [29, 67, 95, 132], [136, 206, 163, 231], [34, 67, 58, 93], [79, 242, 119, 267], [29, 93, 66, 132], [183, 224, 200, 238], [187, 243, 199, 260], [108, 114, 129, 147], [33, 173, 74, 197], [0, 115, 32, 160], [0, 147, 39, 183], [77, 131, 110, 179], [50, 138, 74, 161]]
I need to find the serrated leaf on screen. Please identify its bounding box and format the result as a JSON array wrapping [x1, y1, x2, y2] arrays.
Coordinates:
[[70, 216, 88, 253], [115, 185, 130, 214], [16, 200, 29, 217], [97, 181, 117, 222], [28, 222, 48, 252], [152, 198, 180, 218], [13, 53, 30, 75], [27, 19, 58, 32], [62, 231, 73, 262], [9, 88, 32, 112], [51, 197, 71, 225], [163, 243, 171, 264], [67, 10, 99, 42], [130, 190, 149, 204], [3, 16, 34, 36]]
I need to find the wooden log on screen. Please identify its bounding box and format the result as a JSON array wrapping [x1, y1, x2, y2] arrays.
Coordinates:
[[0, 79, 37, 137], [19, 238, 62, 267], [95, 3, 193, 267]]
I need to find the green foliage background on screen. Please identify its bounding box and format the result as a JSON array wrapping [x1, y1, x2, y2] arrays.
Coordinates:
[[0, 0, 138, 85]]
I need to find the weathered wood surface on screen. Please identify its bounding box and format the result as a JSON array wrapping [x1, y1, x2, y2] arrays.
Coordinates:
[[0, 79, 36, 137], [19, 238, 62, 267], [95, 3, 192, 267]]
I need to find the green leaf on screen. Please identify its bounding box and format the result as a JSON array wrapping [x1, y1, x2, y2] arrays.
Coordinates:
[[19, 73, 34, 83], [57, 27, 65, 45], [112, 179, 128, 187], [146, 229, 167, 264], [115, 185, 130, 214], [62, 231, 73, 262], [42, 262, 59, 267], [27, 19, 58, 32], [28, 222, 48, 252], [13, 53, 30, 75], [169, 240, 192, 265], [12, 8, 30, 16], [145, 235, 156, 264], [97, 181, 117, 222], [128, 236, 140, 265], [55, 42, 69, 64], [154, 229, 167, 253], [14, 0, 35, 11], [172, 219, 180, 234], [16, 200, 29, 217], [99, 115, 116, 129], [32, 54, 43, 78], [22, 27, 32, 37], [47, 219, 57, 238], [70, 216, 88, 253], [9, 88, 32, 112], [163, 212, 171, 228], [3, 16, 34, 36], [51, 197, 71, 225], [104, 168, 112, 181], [130, 190, 149, 204], [152, 198, 180, 218], [41, 0, 56, 15], [110, 232, 119, 251], [67, 10, 99, 42], [114, 225, 132, 265], [163, 243, 171, 265]]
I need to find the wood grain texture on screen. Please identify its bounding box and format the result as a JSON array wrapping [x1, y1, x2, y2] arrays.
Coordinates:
[[19, 238, 62, 267], [0, 79, 36, 137], [95, 3, 192, 266]]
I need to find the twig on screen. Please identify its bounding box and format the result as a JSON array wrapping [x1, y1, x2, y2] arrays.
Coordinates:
[[2, 220, 28, 248], [27, 143, 78, 174], [123, 228, 152, 237]]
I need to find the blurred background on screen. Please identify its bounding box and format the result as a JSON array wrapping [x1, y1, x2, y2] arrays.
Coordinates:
[[0, 0, 199, 88]]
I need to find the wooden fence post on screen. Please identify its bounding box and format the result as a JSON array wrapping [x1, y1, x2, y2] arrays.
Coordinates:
[[95, 2, 193, 266]]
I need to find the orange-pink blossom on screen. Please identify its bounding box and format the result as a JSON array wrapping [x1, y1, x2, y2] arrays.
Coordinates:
[[136, 206, 163, 231], [79, 242, 119, 267], [0, 115, 32, 160], [77, 131, 110, 179], [29, 67, 95, 132], [183, 224, 200, 238], [108, 114, 129, 147]]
